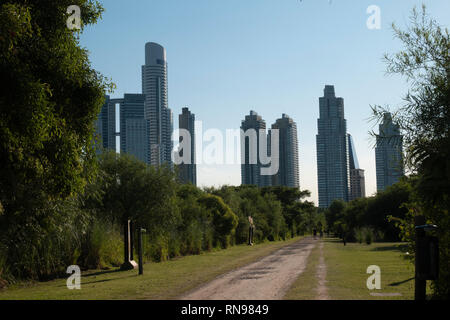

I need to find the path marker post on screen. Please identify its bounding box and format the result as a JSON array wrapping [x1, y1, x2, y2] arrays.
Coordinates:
[[121, 219, 138, 270], [414, 216, 439, 300]]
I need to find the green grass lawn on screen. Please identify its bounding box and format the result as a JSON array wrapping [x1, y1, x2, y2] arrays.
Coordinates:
[[0, 236, 303, 300], [286, 238, 417, 300], [283, 239, 321, 300], [324, 238, 417, 300]]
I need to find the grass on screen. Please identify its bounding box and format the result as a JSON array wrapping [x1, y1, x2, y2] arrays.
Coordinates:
[[286, 238, 421, 300], [284, 239, 321, 300], [0, 236, 303, 300]]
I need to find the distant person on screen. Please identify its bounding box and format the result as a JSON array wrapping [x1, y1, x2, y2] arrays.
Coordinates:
[[313, 229, 317, 239], [320, 230, 323, 238]]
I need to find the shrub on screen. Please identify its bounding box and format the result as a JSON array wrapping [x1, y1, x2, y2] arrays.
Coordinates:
[[146, 236, 169, 263], [0, 245, 10, 288], [198, 195, 238, 249], [79, 222, 122, 269], [354, 228, 364, 244], [363, 227, 375, 245]]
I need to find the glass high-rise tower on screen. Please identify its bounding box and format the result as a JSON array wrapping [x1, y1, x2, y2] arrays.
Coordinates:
[[178, 107, 196, 185], [94, 95, 117, 152], [316, 85, 350, 208], [375, 113, 404, 191], [270, 114, 300, 188], [120, 94, 147, 163], [348, 133, 366, 201], [94, 94, 147, 163], [142, 42, 173, 167], [241, 111, 269, 187]]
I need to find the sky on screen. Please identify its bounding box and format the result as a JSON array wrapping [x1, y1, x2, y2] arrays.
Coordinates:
[[80, 0, 450, 205]]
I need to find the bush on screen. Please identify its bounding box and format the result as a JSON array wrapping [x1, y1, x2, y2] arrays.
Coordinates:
[[375, 230, 385, 242], [79, 222, 122, 269], [146, 236, 169, 263], [0, 245, 10, 288], [354, 228, 364, 244], [363, 227, 375, 245], [198, 195, 238, 249]]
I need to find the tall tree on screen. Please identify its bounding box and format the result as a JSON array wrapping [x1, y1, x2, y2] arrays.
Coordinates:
[[372, 5, 449, 298], [0, 0, 112, 278]]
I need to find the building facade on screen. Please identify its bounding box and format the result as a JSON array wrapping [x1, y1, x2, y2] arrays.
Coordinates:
[[94, 95, 117, 152], [270, 114, 300, 188], [316, 85, 350, 208], [375, 113, 404, 191], [120, 94, 147, 163], [241, 111, 270, 187], [347, 134, 366, 200], [142, 42, 173, 167], [178, 107, 196, 185], [94, 94, 148, 162]]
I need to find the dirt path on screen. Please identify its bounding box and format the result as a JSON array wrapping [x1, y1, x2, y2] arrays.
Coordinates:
[[315, 241, 329, 300], [180, 237, 316, 300]]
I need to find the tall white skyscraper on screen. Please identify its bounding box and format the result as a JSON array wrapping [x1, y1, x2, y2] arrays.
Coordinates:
[[142, 42, 173, 167]]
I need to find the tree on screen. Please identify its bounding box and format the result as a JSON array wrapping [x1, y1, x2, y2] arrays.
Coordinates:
[[0, 0, 112, 205], [325, 199, 346, 234], [0, 0, 112, 279], [94, 151, 180, 236], [372, 5, 450, 298], [198, 194, 238, 248]]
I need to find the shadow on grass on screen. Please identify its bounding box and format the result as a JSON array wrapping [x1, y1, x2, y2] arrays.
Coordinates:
[[389, 277, 414, 287], [57, 272, 136, 287], [371, 244, 408, 253], [83, 268, 122, 278], [323, 238, 343, 244]]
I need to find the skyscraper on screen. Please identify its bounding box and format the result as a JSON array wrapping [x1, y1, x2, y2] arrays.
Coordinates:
[[120, 94, 147, 163], [142, 42, 173, 167], [316, 85, 350, 208], [375, 112, 404, 191], [241, 111, 269, 187], [270, 114, 300, 188], [348, 134, 366, 200], [94, 94, 148, 162], [94, 95, 117, 152], [178, 107, 196, 185]]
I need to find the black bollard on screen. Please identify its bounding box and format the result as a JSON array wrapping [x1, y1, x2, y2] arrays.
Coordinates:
[[138, 227, 143, 275], [130, 221, 134, 261], [415, 216, 426, 300]]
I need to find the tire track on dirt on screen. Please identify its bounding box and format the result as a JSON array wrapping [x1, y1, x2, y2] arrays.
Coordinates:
[[180, 237, 316, 300]]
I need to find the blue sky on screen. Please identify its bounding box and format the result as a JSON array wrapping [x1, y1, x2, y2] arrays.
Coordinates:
[[80, 0, 450, 205]]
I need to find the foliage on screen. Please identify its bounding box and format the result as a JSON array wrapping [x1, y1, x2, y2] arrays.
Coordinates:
[[198, 194, 238, 248], [0, 1, 323, 286], [371, 5, 449, 299], [325, 179, 412, 243], [0, 0, 112, 281]]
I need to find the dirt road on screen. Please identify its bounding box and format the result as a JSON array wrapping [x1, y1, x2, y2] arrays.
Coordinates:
[[180, 237, 317, 300]]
